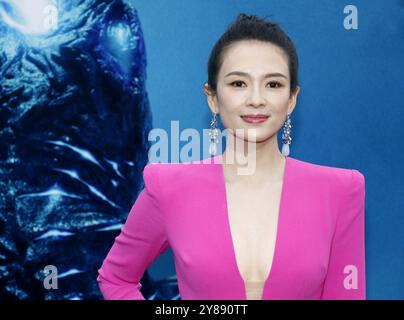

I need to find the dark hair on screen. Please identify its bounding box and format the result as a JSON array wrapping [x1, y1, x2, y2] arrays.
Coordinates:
[[207, 13, 299, 97]]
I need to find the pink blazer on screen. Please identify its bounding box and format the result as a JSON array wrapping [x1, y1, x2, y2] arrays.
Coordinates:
[[97, 154, 366, 300]]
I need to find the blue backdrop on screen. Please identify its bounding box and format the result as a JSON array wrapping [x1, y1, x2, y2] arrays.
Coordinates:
[[133, 0, 404, 299]]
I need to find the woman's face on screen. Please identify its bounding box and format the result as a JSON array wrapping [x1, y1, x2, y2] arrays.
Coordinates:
[[205, 39, 300, 144]]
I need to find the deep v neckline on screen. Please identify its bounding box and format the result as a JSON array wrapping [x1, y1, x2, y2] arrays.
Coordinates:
[[216, 153, 289, 300]]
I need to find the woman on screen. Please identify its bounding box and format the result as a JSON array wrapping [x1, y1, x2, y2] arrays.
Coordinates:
[[97, 13, 366, 300]]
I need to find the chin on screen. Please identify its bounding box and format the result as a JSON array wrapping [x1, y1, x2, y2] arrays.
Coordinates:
[[233, 131, 272, 144]]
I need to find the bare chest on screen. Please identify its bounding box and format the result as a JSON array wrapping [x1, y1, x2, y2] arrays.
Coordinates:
[[225, 181, 283, 282]]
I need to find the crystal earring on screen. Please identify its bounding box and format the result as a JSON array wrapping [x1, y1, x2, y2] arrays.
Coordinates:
[[208, 112, 219, 156], [281, 112, 292, 156]]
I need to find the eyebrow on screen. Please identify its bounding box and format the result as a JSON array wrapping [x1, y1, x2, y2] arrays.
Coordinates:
[[224, 71, 288, 80]]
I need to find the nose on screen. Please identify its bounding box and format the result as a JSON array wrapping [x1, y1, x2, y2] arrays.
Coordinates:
[[247, 83, 266, 108]]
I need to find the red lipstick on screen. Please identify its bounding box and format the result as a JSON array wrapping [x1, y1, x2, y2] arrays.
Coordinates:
[[240, 114, 269, 124]]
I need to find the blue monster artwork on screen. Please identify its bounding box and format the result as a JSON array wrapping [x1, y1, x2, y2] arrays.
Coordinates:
[[0, 0, 178, 299]]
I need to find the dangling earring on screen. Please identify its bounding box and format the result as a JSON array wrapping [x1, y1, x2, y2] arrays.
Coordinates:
[[281, 112, 292, 156], [208, 112, 219, 156]]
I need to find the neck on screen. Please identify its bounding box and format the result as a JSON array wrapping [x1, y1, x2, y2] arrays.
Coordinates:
[[221, 133, 286, 184]]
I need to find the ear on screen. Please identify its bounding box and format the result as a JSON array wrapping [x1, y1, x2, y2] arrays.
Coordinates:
[[288, 85, 300, 114], [204, 83, 219, 114]]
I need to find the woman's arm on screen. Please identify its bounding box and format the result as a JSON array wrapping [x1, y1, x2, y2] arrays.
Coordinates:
[[321, 169, 366, 300], [97, 164, 169, 300]]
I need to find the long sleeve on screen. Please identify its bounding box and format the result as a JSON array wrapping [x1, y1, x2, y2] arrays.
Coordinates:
[[321, 169, 366, 300], [97, 164, 169, 300]]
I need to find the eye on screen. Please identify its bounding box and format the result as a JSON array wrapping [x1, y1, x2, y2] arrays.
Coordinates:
[[230, 80, 245, 87], [267, 81, 282, 88], [230, 80, 283, 88]]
